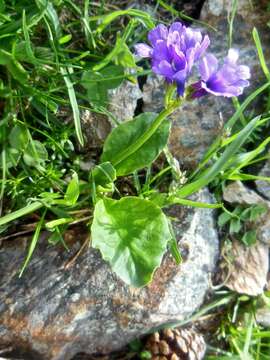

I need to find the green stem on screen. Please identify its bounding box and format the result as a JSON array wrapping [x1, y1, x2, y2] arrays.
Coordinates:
[[112, 100, 181, 167], [0, 201, 43, 226]]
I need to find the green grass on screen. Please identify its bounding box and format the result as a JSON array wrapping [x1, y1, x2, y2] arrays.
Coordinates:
[[205, 292, 270, 360], [0, 0, 152, 218], [0, 0, 270, 357]]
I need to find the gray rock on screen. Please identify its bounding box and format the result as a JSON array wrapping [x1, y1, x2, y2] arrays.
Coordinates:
[[81, 110, 111, 149], [0, 189, 218, 360], [221, 240, 269, 296], [223, 181, 266, 205], [256, 306, 270, 328], [256, 156, 270, 200], [108, 80, 142, 124]]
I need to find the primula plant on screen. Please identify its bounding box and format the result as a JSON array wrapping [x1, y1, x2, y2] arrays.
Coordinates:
[[89, 22, 250, 287], [1, 16, 269, 288]]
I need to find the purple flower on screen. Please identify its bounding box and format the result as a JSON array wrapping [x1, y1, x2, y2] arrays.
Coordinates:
[[134, 23, 210, 95], [192, 49, 250, 98]]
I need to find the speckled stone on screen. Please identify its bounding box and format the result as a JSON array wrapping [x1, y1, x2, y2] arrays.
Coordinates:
[[0, 189, 218, 360], [256, 153, 270, 201], [108, 80, 142, 124]]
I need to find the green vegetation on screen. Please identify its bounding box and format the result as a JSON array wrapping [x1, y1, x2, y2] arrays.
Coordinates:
[[1, 1, 270, 358]]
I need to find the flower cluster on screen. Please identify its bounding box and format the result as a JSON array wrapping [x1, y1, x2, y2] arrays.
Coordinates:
[[135, 23, 250, 98]]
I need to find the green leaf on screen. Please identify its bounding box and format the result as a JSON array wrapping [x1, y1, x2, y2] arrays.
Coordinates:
[[35, 0, 61, 38], [249, 204, 267, 221], [229, 218, 241, 234], [0, 201, 43, 226], [19, 210, 46, 277], [101, 113, 171, 176], [64, 172, 79, 205], [0, 148, 20, 169], [242, 230, 257, 246], [240, 204, 267, 222], [23, 140, 48, 167], [61, 67, 84, 146], [115, 43, 137, 68], [168, 219, 181, 265], [58, 34, 72, 44], [100, 65, 124, 89], [0, 49, 28, 84], [177, 116, 263, 198], [218, 211, 232, 227], [81, 70, 108, 106], [91, 162, 116, 190], [45, 217, 73, 229], [8, 124, 29, 151], [253, 27, 270, 82], [93, 9, 155, 34], [81, 66, 124, 105], [91, 197, 171, 287]]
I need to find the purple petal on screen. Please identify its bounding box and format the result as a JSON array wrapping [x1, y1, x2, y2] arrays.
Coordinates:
[[148, 24, 168, 46], [234, 79, 250, 87], [171, 48, 186, 71], [238, 65, 251, 79], [190, 81, 208, 98], [203, 78, 247, 97], [152, 60, 174, 80], [152, 40, 171, 62], [186, 47, 195, 72], [134, 43, 153, 58], [192, 30, 203, 44], [173, 69, 187, 95], [225, 48, 239, 65], [184, 28, 196, 49], [167, 30, 180, 47], [199, 54, 218, 81], [194, 35, 210, 60], [218, 64, 239, 84], [169, 22, 184, 34]]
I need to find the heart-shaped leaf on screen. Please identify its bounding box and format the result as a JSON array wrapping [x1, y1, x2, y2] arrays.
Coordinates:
[[101, 112, 170, 176], [91, 197, 171, 287]]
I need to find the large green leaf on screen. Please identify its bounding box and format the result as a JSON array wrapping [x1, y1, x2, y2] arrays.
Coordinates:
[[101, 113, 170, 176], [91, 197, 171, 287]]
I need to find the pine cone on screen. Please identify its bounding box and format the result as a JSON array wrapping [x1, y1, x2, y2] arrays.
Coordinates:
[[144, 327, 206, 360]]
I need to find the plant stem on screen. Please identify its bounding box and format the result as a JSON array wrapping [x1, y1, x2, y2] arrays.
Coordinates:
[[112, 100, 181, 167], [0, 201, 43, 226]]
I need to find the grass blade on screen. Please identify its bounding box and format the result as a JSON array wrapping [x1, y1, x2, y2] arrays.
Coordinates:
[[177, 116, 262, 198], [0, 201, 43, 226], [253, 27, 270, 82], [19, 209, 47, 277], [61, 67, 84, 146]]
